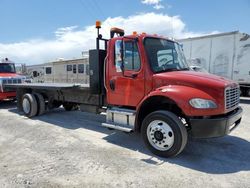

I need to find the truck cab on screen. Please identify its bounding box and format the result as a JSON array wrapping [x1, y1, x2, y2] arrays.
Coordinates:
[[98, 28, 242, 157], [0, 60, 25, 101]]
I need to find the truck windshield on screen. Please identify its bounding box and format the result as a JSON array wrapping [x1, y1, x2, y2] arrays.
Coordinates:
[[0, 63, 16, 73], [144, 38, 189, 73]]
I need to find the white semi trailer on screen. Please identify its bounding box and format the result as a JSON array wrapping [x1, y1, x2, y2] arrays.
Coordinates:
[[179, 31, 250, 96]]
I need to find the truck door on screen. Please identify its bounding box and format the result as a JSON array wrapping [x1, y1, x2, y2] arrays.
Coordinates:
[[106, 39, 145, 107]]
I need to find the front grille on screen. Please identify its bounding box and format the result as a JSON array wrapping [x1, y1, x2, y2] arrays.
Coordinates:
[[225, 86, 240, 110], [2, 78, 22, 84], [2, 78, 22, 92]]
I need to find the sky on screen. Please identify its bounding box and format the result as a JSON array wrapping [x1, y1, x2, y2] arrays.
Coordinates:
[[0, 0, 250, 65]]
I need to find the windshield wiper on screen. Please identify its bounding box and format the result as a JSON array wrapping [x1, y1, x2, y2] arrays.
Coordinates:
[[157, 68, 190, 73], [165, 68, 180, 72], [156, 68, 179, 73], [179, 68, 190, 71]]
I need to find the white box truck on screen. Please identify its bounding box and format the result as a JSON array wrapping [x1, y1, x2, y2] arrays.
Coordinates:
[[179, 31, 250, 96]]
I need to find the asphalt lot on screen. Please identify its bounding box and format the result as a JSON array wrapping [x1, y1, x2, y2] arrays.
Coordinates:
[[0, 99, 250, 188]]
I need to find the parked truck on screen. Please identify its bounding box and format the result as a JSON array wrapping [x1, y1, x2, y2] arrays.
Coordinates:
[[0, 58, 26, 101], [178, 31, 250, 97], [4, 22, 243, 157]]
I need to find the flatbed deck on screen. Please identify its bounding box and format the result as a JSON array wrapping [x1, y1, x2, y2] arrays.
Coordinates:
[[4, 83, 90, 90], [3, 82, 102, 109]]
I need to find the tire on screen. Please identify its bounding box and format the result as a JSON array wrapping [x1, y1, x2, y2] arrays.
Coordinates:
[[22, 93, 38, 118], [141, 110, 187, 157], [34, 93, 46, 116]]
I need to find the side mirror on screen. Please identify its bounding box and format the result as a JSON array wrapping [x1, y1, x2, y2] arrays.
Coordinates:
[[115, 40, 124, 73]]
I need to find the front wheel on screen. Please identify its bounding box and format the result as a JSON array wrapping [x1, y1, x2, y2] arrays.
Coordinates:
[[141, 110, 187, 157]]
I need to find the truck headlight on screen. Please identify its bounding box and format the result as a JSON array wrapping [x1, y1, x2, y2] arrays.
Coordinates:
[[189, 98, 217, 109]]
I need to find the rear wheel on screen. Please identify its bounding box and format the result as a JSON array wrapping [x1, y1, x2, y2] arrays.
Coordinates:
[[141, 110, 187, 157], [34, 93, 46, 116], [22, 93, 38, 118]]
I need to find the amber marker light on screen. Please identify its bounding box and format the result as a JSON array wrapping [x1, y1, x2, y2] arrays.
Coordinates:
[[133, 31, 137, 35], [96, 20, 101, 29]]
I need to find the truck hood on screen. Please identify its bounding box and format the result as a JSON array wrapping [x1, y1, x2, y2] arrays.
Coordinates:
[[153, 71, 236, 91], [0, 73, 23, 78]]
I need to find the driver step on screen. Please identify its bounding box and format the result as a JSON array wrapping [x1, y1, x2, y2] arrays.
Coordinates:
[[101, 123, 133, 133]]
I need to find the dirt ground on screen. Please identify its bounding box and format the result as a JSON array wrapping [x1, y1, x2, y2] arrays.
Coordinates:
[[0, 99, 249, 188]]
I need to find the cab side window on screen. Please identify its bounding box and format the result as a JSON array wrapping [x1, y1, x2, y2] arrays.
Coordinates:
[[115, 40, 141, 72], [124, 41, 141, 71]]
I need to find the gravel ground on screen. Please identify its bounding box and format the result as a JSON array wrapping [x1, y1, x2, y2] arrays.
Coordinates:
[[0, 99, 249, 188]]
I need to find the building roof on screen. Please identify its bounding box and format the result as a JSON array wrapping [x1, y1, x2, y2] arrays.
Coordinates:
[[178, 31, 240, 41], [26, 57, 88, 68]]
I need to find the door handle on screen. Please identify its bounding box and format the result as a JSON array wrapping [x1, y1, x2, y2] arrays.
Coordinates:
[[110, 79, 115, 91], [131, 73, 138, 78], [124, 73, 138, 79]]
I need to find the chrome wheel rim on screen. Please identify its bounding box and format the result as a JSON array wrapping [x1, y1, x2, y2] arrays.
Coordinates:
[[22, 98, 31, 114], [147, 120, 174, 151]]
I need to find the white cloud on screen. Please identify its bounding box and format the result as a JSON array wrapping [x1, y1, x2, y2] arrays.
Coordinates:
[[141, 0, 161, 5], [141, 0, 165, 10], [153, 4, 164, 10], [0, 12, 218, 65], [55, 26, 78, 38]]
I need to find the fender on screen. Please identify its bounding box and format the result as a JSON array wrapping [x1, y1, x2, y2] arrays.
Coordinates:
[[137, 85, 224, 117]]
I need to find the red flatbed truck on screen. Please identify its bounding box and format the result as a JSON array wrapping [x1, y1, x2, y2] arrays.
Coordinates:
[[0, 60, 26, 101], [5, 22, 243, 157]]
